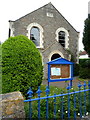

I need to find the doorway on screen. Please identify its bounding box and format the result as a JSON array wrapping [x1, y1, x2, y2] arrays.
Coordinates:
[[51, 54, 61, 61]]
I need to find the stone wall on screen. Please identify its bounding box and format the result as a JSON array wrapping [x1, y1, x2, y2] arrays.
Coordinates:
[[0, 91, 25, 119]]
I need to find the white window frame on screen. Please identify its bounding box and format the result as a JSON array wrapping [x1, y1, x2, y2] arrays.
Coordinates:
[[27, 23, 44, 48], [55, 27, 69, 49]]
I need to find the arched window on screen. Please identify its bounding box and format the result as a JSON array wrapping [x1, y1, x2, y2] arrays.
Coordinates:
[[55, 27, 69, 49], [58, 31, 65, 47], [27, 23, 44, 48], [30, 27, 40, 46]]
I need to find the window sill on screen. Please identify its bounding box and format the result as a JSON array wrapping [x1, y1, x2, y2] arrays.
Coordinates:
[[36, 46, 44, 49]]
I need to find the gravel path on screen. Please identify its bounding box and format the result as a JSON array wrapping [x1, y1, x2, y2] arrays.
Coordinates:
[[42, 77, 85, 88]]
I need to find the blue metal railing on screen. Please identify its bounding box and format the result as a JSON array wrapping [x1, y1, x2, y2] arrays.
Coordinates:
[[24, 81, 90, 119]]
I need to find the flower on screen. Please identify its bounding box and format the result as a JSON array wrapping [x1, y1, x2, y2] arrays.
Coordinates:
[[58, 110, 60, 112], [78, 113, 80, 116], [86, 112, 88, 115], [66, 111, 68, 113]]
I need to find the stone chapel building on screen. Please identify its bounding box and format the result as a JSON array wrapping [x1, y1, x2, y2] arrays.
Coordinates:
[[9, 2, 79, 78]]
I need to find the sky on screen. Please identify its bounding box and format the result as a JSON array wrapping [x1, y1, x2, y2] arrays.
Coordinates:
[[0, 0, 89, 50]]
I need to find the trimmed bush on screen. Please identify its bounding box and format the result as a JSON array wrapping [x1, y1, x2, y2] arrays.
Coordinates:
[[2, 35, 43, 97], [73, 63, 80, 76], [79, 67, 90, 79], [79, 59, 90, 79], [79, 59, 90, 68]]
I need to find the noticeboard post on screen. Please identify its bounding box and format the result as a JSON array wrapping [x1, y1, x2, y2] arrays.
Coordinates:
[[47, 57, 74, 87]]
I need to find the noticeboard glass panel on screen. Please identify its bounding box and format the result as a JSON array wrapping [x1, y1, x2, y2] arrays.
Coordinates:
[[51, 67, 61, 76], [50, 64, 70, 79]]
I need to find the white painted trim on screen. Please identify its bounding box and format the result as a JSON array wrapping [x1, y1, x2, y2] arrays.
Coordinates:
[[55, 27, 69, 49], [48, 50, 64, 61], [9, 22, 14, 37], [27, 23, 44, 48]]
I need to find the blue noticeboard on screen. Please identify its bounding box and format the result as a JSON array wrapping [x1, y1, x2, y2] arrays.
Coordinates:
[[47, 57, 74, 86]]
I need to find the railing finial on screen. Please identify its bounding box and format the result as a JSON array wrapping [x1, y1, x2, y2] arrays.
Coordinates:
[[78, 82, 82, 88], [36, 86, 42, 97], [83, 81, 87, 87], [27, 87, 33, 98], [66, 84, 71, 90], [45, 86, 50, 96]]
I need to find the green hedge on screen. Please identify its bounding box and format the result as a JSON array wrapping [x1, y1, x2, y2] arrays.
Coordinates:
[[79, 59, 90, 68], [79, 67, 90, 79], [73, 59, 90, 78], [73, 63, 80, 76], [79, 59, 90, 79], [2, 35, 43, 97]]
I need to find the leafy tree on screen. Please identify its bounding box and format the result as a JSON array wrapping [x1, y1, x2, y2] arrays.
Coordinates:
[[2, 35, 43, 97], [82, 18, 90, 57]]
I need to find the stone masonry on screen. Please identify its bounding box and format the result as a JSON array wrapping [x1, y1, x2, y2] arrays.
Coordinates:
[[0, 91, 25, 119]]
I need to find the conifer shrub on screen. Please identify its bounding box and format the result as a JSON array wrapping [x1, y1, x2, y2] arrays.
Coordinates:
[[2, 35, 43, 97]]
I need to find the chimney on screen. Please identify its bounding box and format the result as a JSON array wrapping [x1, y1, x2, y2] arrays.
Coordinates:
[[88, 1, 90, 18]]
